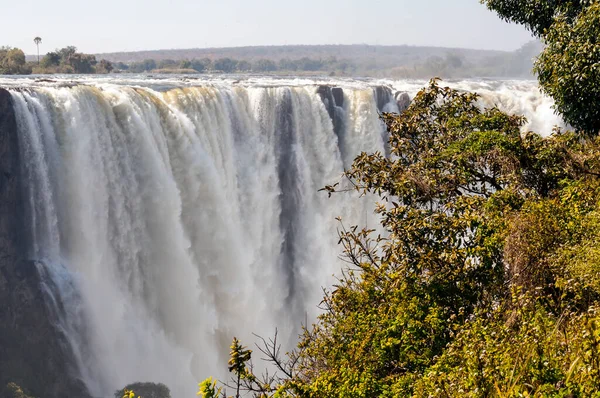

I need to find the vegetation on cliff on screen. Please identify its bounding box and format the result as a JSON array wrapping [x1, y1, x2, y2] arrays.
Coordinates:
[[0, 47, 30, 75], [0, 45, 113, 75]]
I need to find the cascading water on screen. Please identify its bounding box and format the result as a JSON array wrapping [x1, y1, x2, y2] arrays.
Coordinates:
[[1, 76, 563, 397]]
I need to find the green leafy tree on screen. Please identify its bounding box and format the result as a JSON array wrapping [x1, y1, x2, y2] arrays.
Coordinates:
[[39, 51, 60, 69], [96, 59, 114, 74], [534, 2, 600, 134], [57, 46, 77, 61], [114, 382, 170, 398], [481, 0, 591, 36], [485, 0, 600, 134], [65, 52, 96, 73], [0, 47, 31, 74]]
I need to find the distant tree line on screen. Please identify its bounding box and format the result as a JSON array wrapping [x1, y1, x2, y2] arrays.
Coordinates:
[[114, 55, 356, 75], [1, 42, 540, 79], [0, 45, 113, 75]]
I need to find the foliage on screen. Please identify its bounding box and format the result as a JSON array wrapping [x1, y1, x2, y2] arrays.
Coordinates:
[[296, 79, 600, 397], [96, 59, 114, 74], [114, 382, 170, 398], [198, 377, 223, 398], [34, 46, 112, 74], [484, 0, 600, 135], [213, 58, 238, 73], [204, 79, 600, 397], [534, 2, 600, 134], [0, 47, 31, 75], [3, 383, 35, 398], [252, 59, 277, 72], [128, 59, 157, 73], [481, 0, 591, 36]]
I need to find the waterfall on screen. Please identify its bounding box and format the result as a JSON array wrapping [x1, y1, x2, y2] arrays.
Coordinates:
[[4, 77, 561, 397]]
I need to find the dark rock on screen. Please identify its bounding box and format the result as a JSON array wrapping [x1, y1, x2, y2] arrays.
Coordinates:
[[331, 87, 344, 108], [0, 89, 90, 398], [316, 86, 336, 120], [374, 86, 394, 112], [395, 92, 411, 113], [316, 86, 347, 162]]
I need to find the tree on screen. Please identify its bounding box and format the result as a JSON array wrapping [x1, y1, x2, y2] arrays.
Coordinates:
[[114, 382, 170, 398], [138, 59, 157, 72], [484, 0, 600, 134], [65, 52, 97, 73], [179, 59, 192, 69], [113, 61, 129, 71], [96, 59, 114, 74], [252, 59, 277, 72], [0, 47, 31, 74], [33, 37, 41, 64], [40, 51, 60, 69], [278, 58, 298, 71], [534, 3, 600, 134], [236, 60, 251, 72], [228, 338, 252, 398], [213, 58, 238, 73], [57, 46, 77, 61], [296, 57, 323, 71], [157, 59, 177, 69], [190, 58, 211, 73], [481, 0, 590, 36]]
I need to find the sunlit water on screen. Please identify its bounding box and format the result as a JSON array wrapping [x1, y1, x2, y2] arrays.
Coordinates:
[[1, 75, 564, 397]]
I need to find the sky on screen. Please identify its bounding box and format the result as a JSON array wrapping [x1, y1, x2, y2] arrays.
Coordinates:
[[0, 0, 534, 55]]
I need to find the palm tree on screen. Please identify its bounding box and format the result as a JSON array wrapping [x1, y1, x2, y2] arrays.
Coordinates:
[[33, 37, 42, 64]]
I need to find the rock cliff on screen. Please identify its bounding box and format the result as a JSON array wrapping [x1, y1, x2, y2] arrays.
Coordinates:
[[0, 88, 89, 398]]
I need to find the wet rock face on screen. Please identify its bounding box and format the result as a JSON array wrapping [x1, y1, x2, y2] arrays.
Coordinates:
[[395, 92, 411, 113], [0, 89, 89, 398], [316, 86, 347, 162], [316, 85, 344, 120], [374, 86, 394, 112]]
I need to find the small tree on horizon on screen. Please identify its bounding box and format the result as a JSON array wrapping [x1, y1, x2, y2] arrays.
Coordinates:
[[33, 37, 41, 64]]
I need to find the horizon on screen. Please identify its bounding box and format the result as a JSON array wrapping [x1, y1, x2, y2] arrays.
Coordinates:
[[90, 42, 516, 57]]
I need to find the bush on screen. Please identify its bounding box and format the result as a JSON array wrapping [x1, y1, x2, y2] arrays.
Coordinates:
[[114, 382, 170, 398]]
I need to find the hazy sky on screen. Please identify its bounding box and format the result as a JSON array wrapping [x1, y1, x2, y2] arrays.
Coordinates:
[[1, 0, 533, 54]]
